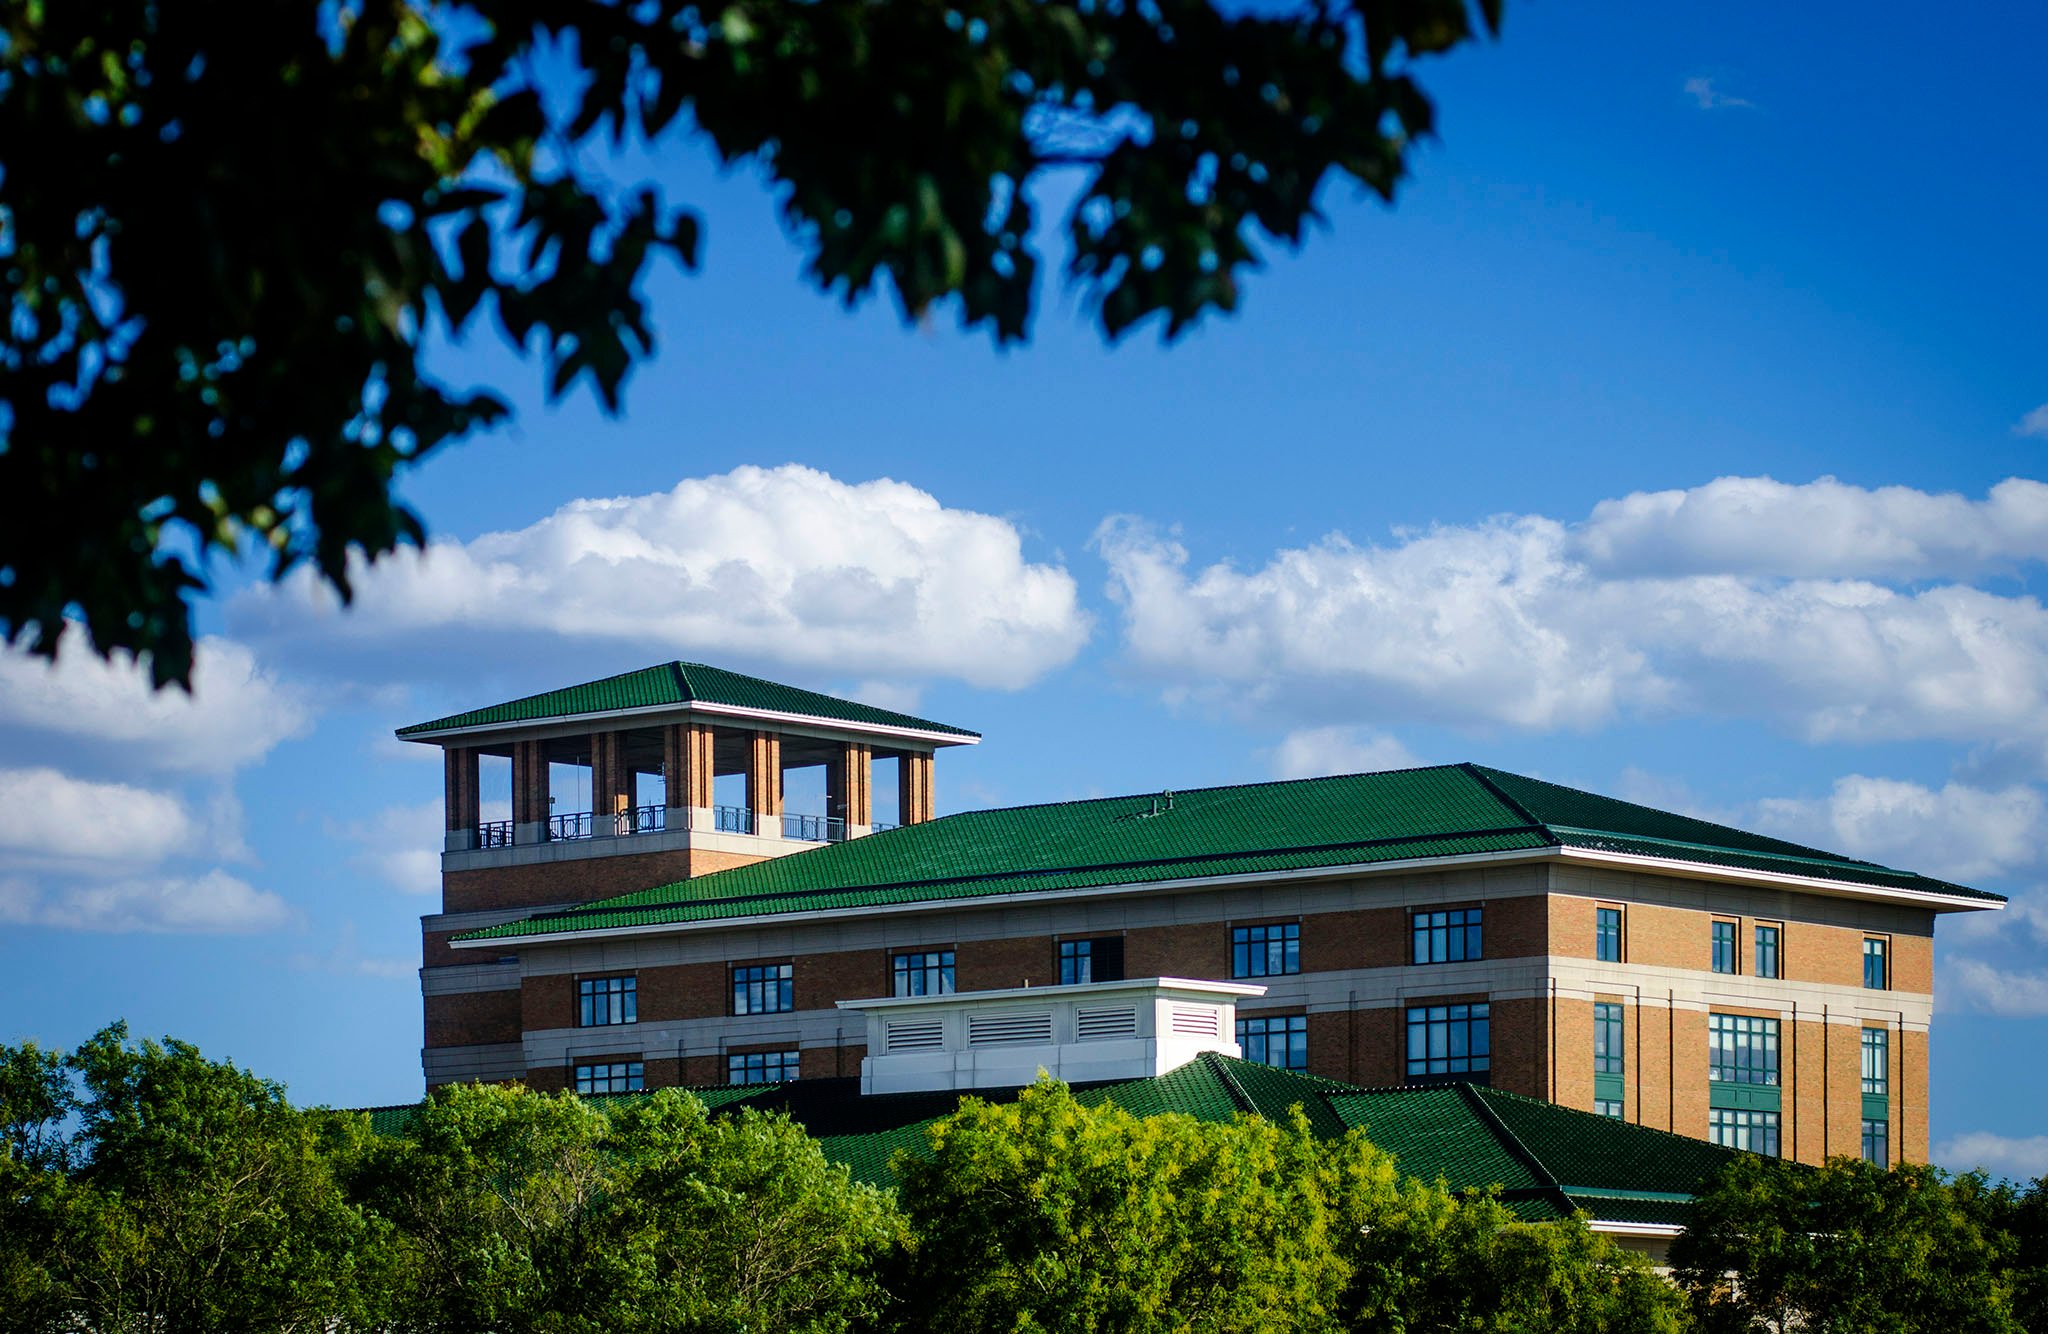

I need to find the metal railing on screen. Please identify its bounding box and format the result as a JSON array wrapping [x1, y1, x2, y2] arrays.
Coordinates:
[[477, 820, 515, 849], [714, 804, 754, 835], [871, 820, 900, 834], [782, 813, 847, 843], [624, 803, 666, 835], [548, 811, 593, 841]]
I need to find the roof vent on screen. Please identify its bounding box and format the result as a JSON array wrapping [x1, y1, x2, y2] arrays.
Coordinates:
[[837, 977, 1266, 1095]]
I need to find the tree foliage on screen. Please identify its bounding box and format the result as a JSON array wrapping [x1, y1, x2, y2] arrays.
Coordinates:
[[0, 0, 1504, 690], [1671, 1153, 2026, 1334]]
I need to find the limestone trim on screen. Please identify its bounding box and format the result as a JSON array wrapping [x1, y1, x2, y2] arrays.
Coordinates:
[[1557, 847, 2002, 913], [441, 822, 819, 873], [422, 962, 522, 995]]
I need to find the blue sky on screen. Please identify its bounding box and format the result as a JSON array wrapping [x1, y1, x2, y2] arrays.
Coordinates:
[[5, 1, 2047, 1171]]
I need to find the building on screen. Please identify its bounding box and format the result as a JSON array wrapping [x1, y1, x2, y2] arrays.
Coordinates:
[[402, 661, 2005, 1167]]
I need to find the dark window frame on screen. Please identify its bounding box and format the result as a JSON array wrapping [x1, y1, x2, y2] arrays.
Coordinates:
[[891, 950, 955, 998], [573, 1060, 644, 1094], [1231, 922, 1300, 979], [1236, 1013, 1309, 1070], [1754, 923, 1782, 979], [1711, 920, 1738, 975], [1405, 1002, 1491, 1080], [1594, 1001, 1624, 1075], [1411, 907, 1484, 965], [728, 1049, 801, 1085], [1863, 937, 1889, 990], [1058, 936, 1125, 985], [1710, 1107, 1780, 1157], [1595, 907, 1623, 963], [1861, 1027, 1889, 1096], [1861, 1118, 1889, 1165], [1709, 1013, 1780, 1086], [732, 962, 794, 1016], [577, 975, 637, 1027]]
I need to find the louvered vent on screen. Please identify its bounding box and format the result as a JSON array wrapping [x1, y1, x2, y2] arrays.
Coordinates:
[[1169, 1005, 1221, 1037], [1075, 1006, 1139, 1040], [886, 1019, 945, 1051], [967, 1010, 1055, 1046]]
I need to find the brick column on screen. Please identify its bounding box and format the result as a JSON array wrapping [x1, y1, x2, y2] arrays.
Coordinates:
[[745, 730, 782, 836], [443, 747, 480, 851], [591, 730, 631, 835], [899, 751, 934, 825], [664, 721, 715, 829], [512, 740, 550, 843], [828, 742, 872, 834]]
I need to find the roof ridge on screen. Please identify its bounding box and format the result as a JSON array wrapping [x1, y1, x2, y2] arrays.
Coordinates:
[[1469, 1083, 1753, 1158], [1201, 1052, 1262, 1117], [1458, 1084, 1572, 1214], [1458, 763, 1558, 843]]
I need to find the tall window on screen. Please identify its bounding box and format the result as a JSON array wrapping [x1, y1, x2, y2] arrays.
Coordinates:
[[1709, 1014, 1780, 1086], [1059, 937, 1124, 985], [1712, 921, 1737, 974], [1595, 907, 1622, 962], [1862, 1027, 1889, 1096], [732, 963, 794, 1015], [1710, 1108, 1780, 1157], [575, 1061, 643, 1094], [1862, 1119, 1889, 1165], [1864, 937, 1888, 990], [578, 976, 636, 1027], [1232, 923, 1300, 978], [1412, 908, 1483, 965], [1754, 924, 1781, 979], [728, 1050, 800, 1085], [1594, 1002, 1624, 1075], [1237, 1014, 1309, 1071], [892, 951, 954, 997], [1406, 1003, 1490, 1080]]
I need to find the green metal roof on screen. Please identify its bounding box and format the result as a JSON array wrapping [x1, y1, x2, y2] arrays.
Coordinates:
[[457, 762, 1998, 943], [396, 661, 979, 739], [356, 1055, 1742, 1228]]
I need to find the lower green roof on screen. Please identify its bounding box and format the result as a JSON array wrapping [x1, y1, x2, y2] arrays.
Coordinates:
[[360, 1055, 1746, 1227], [458, 762, 1998, 944]]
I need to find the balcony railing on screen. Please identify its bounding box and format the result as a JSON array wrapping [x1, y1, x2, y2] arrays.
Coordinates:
[[871, 820, 900, 833], [466, 803, 849, 847], [783, 813, 847, 843]]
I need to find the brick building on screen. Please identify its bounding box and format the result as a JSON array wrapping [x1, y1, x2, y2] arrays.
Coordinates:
[[403, 661, 2004, 1166]]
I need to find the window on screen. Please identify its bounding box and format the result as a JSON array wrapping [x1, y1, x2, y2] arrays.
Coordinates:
[[1709, 1014, 1780, 1086], [1594, 1002, 1624, 1075], [1595, 907, 1622, 962], [1864, 937, 1888, 990], [1412, 908, 1483, 965], [1862, 1027, 1889, 1096], [1059, 937, 1125, 985], [1754, 924, 1781, 979], [574, 1061, 643, 1094], [732, 963, 794, 1015], [1711, 920, 1737, 975], [1231, 923, 1300, 978], [728, 1050, 800, 1085], [892, 951, 954, 998], [1237, 1014, 1309, 1070], [1595, 1099, 1624, 1120], [1862, 1118, 1889, 1165], [1710, 1107, 1780, 1157], [577, 976, 636, 1027], [1406, 1003, 1490, 1080]]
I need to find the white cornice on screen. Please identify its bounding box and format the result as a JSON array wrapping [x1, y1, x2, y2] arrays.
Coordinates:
[[397, 699, 979, 749]]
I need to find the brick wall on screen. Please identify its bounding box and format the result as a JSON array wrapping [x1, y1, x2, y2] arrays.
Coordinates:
[[442, 846, 766, 912], [424, 990, 521, 1048]]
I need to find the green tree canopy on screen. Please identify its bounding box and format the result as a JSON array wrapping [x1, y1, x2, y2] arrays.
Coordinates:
[[1, 0, 1502, 690]]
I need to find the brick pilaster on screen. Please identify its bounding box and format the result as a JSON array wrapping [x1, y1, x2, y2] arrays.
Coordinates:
[[443, 747, 480, 832], [828, 742, 872, 828], [591, 730, 630, 827], [746, 730, 782, 829], [899, 751, 934, 824]]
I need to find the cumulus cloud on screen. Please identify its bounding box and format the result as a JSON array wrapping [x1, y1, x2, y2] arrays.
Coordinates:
[[0, 636, 312, 776], [329, 800, 444, 896], [1097, 477, 2048, 746], [1943, 958, 2048, 1017], [1272, 728, 1420, 780], [2016, 405, 2048, 440], [1937, 1131, 2048, 1181], [1753, 777, 2047, 885], [0, 869, 294, 934], [0, 768, 209, 869], [237, 465, 1089, 691], [1576, 476, 2048, 581], [1685, 77, 1754, 111]]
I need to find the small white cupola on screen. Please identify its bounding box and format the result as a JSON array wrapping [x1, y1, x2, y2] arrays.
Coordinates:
[[836, 976, 1266, 1095]]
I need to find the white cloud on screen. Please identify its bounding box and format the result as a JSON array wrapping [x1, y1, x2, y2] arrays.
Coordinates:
[[1097, 478, 2048, 746], [0, 768, 203, 868], [0, 869, 294, 934], [1272, 728, 1419, 780], [1943, 958, 2048, 1017], [289, 923, 414, 979], [1936, 1131, 2048, 1181], [1576, 476, 2048, 581], [1685, 76, 1754, 111], [2015, 405, 2048, 440], [237, 465, 1090, 691], [329, 800, 444, 896], [1753, 777, 2047, 884], [0, 636, 312, 775]]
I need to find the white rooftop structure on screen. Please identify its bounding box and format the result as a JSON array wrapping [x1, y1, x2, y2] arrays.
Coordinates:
[[837, 976, 1266, 1095]]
